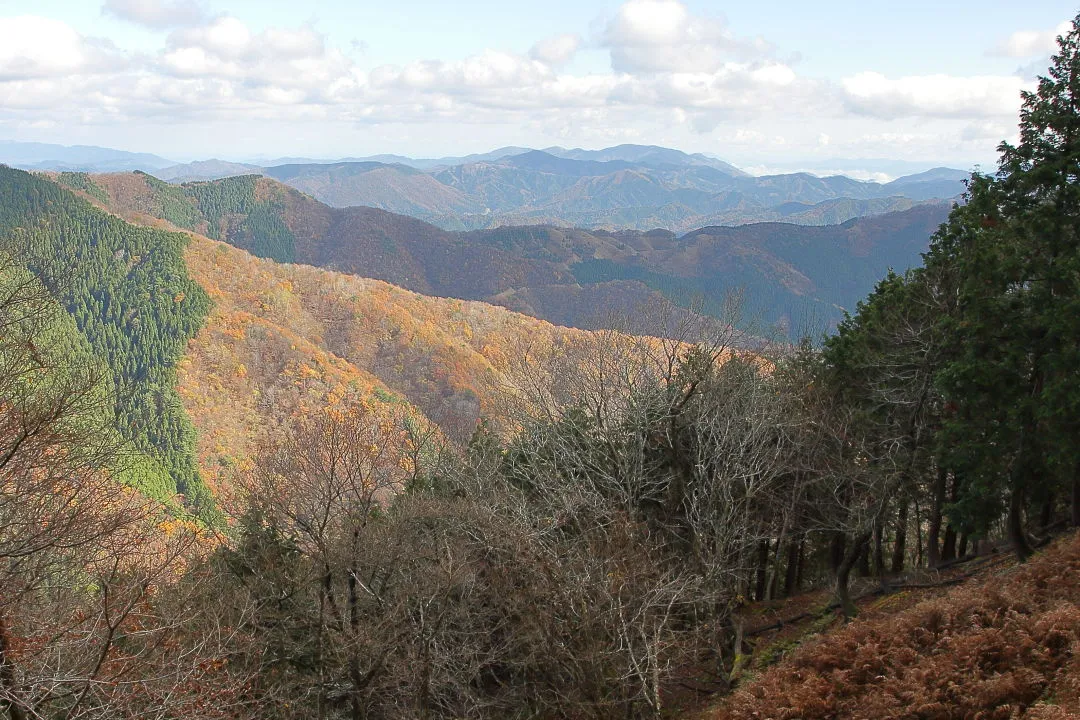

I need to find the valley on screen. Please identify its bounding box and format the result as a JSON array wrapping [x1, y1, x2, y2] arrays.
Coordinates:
[[1, 6, 1078, 716]]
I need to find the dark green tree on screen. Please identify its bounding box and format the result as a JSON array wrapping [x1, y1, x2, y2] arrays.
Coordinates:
[[927, 15, 1080, 559]]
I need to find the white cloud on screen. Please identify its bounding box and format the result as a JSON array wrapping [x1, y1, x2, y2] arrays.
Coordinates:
[[992, 21, 1071, 58], [102, 0, 205, 30], [841, 72, 1027, 119], [384, 51, 553, 91], [160, 16, 356, 101], [960, 119, 1014, 142], [0, 16, 121, 81], [0, 0, 1030, 166], [602, 0, 771, 73], [0, 8, 822, 147], [530, 33, 582, 66]]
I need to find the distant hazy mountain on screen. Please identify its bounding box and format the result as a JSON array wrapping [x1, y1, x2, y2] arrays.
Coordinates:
[[881, 167, 972, 200], [761, 157, 975, 180], [544, 144, 748, 175], [349, 146, 534, 170], [152, 159, 262, 182], [68, 171, 952, 334], [0, 140, 175, 172], [248, 147, 534, 171], [263, 161, 483, 221], [36, 140, 967, 233], [258, 148, 964, 233]]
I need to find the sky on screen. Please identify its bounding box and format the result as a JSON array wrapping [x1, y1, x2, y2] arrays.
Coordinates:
[[0, 0, 1075, 177]]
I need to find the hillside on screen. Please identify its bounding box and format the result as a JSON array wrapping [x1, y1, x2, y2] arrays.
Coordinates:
[[0, 166, 215, 518], [709, 532, 1080, 719], [11, 166, 643, 511], [177, 230, 600, 504], [64, 171, 952, 335], [263, 161, 484, 221]]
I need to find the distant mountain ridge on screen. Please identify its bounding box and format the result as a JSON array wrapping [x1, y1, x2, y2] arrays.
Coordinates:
[[245, 148, 966, 233], [3, 140, 967, 233], [61, 171, 954, 336], [0, 140, 176, 172]]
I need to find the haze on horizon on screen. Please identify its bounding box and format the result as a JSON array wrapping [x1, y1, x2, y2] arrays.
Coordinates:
[[0, 0, 1075, 179]]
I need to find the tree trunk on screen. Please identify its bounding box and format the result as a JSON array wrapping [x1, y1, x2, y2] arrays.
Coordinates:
[[828, 531, 846, 574], [928, 466, 946, 567], [754, 539, 770, 601], [858, 535, 873, 578], [1008, 366, 1041, 562], [1072, 474, 1080, 528], [958, 532, 969, 558], [794, 538, 806, 592], [349, 530, 362, 720], [835, 533, 870, 620], [871, 523, 884, 576], [1038, 491, 1055, 532], [766, 516, 791, 601], [913, 498, 924, 569], [942, 471, 962, 562], [782, 538, 801, 597], [1008, 486, 1033, 562], [942, 526, 957, 562], [890, 501, 909, 574]]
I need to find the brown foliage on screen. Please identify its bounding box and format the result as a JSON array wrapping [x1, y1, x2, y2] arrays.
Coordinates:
[[713, 533, 1080, 719]]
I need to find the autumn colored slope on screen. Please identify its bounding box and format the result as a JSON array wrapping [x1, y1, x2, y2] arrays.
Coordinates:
[[707, 532, 1080, 720], [38, 169, 673, 505], [176, 232, 595, 501]]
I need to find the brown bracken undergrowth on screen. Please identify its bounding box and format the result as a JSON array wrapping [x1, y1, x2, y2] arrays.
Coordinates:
[[711, 532, 1080, 719]]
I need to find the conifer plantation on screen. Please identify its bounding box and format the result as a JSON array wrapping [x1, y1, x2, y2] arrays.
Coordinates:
[[1, 13, 1079, 720]]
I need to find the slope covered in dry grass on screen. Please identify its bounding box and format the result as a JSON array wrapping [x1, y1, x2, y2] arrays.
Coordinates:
[[710, 533, 1080, 720]]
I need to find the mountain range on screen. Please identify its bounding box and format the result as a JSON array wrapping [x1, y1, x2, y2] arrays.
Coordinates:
[[187, 146, 968, 233], [1, 141, 967, 234], [57, 170, 953, 336], [0, 140, 176, 172], [9, 163, 952, 511]]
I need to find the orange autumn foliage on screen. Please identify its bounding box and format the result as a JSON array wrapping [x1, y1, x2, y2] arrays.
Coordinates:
[[177, 233, 599, 506]]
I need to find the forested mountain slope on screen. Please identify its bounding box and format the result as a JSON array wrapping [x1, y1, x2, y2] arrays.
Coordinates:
[[177, 232, 600, 501], [62, 171, 951, 334], [7, 165, 639, 511], [0, 165, 215, 518]]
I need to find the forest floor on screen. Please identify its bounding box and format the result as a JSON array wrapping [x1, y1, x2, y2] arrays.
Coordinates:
[[676, 530, 1080, 719]]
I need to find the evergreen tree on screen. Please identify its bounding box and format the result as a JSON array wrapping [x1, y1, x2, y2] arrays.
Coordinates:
[[0, 167, 217, 522], [927, 15, 1080, 558]]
